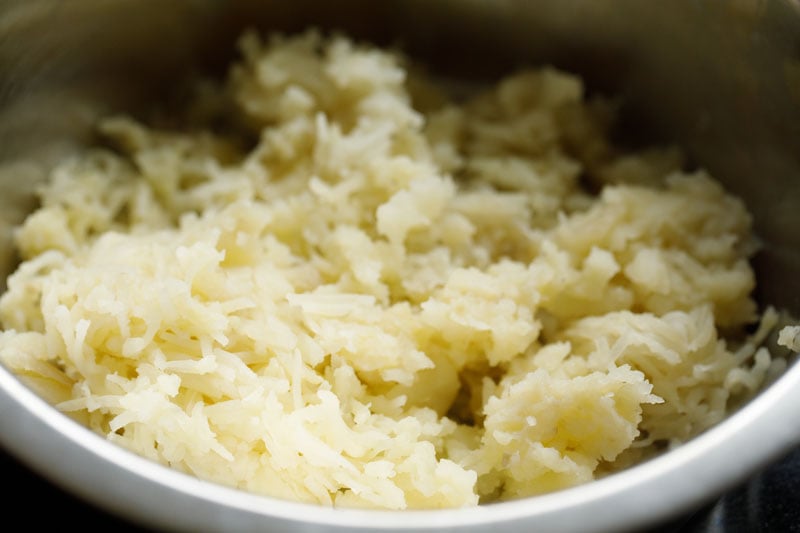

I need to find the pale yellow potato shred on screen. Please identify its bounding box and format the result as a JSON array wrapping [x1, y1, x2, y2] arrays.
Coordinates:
[[0, 30, 792, 509]]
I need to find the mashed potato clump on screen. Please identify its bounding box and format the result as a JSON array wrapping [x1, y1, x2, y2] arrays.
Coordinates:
[[0, 30, 789, 509]]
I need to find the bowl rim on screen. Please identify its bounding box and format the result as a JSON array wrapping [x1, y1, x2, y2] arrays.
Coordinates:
[[1, 356, 799, 532]]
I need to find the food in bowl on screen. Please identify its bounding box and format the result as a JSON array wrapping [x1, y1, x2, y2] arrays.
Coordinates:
[[0, 29, 794, 510]]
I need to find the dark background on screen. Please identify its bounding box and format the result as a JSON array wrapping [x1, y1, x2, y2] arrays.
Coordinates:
[[3, 445, 798, 532]]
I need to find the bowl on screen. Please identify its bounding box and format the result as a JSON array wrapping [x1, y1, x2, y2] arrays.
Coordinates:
[[1, 1, 800, 531]]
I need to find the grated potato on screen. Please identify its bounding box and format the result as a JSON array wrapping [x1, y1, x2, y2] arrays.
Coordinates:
[[0, 29, 793, 510]]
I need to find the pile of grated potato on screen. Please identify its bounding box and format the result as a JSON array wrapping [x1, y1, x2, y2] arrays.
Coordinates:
[[0, 30, 795, 509]]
